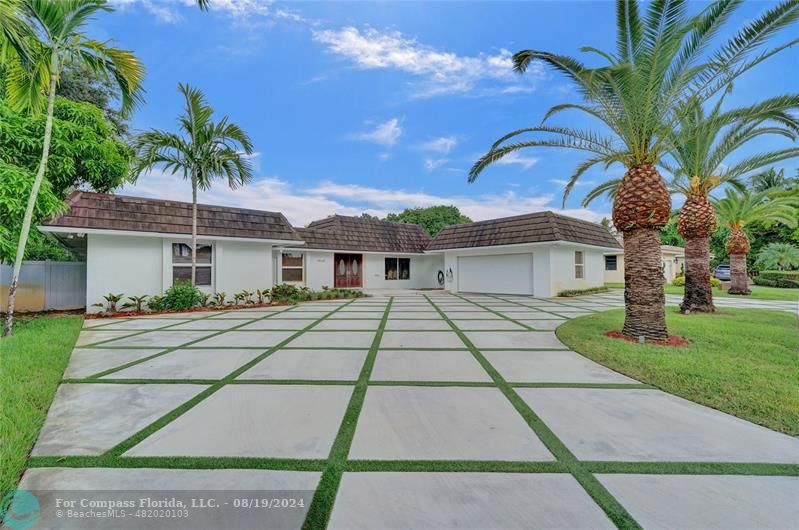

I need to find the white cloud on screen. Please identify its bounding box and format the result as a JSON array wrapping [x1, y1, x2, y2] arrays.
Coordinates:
[[493, 151, 540, 170], [421, 136, 458, 154], [121, 170, 608, 226], [312, 26, 543, 97], [111, 0, 281, 23], [354, 118, 402, 146], [548, 179, 598, 188], [424, 158, 449, 171]]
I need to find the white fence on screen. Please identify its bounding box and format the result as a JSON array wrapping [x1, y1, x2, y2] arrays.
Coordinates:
[[1, 261, 86, 312]]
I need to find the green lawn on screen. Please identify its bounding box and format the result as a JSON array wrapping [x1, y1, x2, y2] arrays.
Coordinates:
[[605, 282, 799, 301], [557, 308, 799, 435], [0, 315, 82, 496]]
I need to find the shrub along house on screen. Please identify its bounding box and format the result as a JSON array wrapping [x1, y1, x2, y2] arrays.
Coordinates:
[[39, 192, 621, 311]]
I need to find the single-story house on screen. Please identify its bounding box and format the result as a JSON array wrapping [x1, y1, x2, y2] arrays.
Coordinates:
[[40, 192, 622, 311], [603, 241, 686, 284]]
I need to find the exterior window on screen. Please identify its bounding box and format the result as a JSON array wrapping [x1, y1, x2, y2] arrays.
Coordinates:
[[605, 255, 617, 271], [172, 243, 212, 286], [574, 251, 584, 279], [385, 257, 411, 280], [282, 252, 304, 283]]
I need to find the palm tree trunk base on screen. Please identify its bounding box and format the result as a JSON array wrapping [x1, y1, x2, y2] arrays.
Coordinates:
[[680, 236, 715, 313], [621, 227, 668, 341], [728, 253, 750, 295]]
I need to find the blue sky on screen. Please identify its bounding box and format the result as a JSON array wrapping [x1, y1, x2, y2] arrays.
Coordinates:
[[101, 1, 799, 226]]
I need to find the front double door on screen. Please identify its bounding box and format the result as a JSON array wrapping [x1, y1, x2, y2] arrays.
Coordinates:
[[334, 253, 363, 288]]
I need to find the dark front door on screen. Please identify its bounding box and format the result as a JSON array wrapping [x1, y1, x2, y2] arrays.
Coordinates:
[[334, 253, 362, 288]]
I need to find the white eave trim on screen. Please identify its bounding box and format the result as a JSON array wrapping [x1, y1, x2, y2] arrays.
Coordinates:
[[424, 240, 623, 254], [276, 247, 426, 256], [38, 225, 306, 246]]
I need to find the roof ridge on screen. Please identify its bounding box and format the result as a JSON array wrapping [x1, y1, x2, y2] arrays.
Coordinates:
[[78, 191, 286, 217], [546, 210, 563, 240]]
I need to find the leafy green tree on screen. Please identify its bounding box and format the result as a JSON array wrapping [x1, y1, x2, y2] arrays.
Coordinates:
[[0, 160, 65, 263], [57, 61, 129, 134], [756, 242, 799, 270], [0, 98, 132, 196], [659, 216, 685, 247], [468, 0, 799, 340], [2, 0, 144, 337], [386, 205, 472, 236], [132, 83, 253, 285]]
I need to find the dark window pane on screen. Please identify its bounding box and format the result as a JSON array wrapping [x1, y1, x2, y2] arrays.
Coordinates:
[[172, 243, 211, 264], [385, 258, 398, 280], [398, 258, 411, 280], [173, 266, 212, 285], [605, 255, 617, 271], [282, 268, 303, 282], [282, 252, 303, 267]]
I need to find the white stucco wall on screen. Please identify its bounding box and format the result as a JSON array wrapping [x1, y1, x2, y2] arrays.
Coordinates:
[[215, 240, 272, 294], [548, 244, 605, 296], [602, 250, 685, 284], [274, 250, 444, 290], [440, 242, 610, 297], [86, 233, 163, 312]]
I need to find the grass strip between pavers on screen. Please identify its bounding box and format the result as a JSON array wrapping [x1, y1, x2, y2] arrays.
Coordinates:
[[78, 308, 237, 348], [424, 294, 642, 530], [101, 299, 358, 458], [582, 461, 799, 476], [26, 456, 327, 472], [84, 305, 299, 378], [302, 297, 394, 530]]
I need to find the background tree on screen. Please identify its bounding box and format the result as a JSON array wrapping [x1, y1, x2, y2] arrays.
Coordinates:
[[468, 0, 799, 340], [750, 167, 797, 191], [755, 242, 799, 270], [2, 0, 144, 337], [385, 205, 472, 236], [57, 61, 129, 134], [132, 83, 253, 286], [661, 94, 797, 312], [713, 188, 799, 293]]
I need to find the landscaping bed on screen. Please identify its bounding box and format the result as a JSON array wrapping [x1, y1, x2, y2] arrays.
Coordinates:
[[556, 308, 799, 435], [0, 315, 83, 496]]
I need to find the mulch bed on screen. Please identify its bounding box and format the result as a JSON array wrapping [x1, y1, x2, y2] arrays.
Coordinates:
[[603, 330, 690, 347]]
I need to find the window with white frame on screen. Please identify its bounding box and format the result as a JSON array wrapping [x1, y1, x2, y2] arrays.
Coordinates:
[[172, 243, 212, 286], [282, 252, 304, 283], [385, 257, 411, 280], [574, 251, 585, 279]]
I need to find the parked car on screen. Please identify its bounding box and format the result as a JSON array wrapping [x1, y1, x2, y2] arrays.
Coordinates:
[[713, 264, 731, 281]]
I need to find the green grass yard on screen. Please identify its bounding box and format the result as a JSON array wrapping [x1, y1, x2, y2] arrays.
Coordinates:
[[557, 308, 799, 435], [605, 282, 799, 301], [0, 315, 82, 496]]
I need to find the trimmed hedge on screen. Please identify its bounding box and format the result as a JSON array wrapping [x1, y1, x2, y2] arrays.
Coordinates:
[[672, 275, 721, 288], [557, 286, 609, 297], [754, 270, 799, 289]]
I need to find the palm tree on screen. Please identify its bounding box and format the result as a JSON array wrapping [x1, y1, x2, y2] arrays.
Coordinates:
[[2, 0, 144, 337], [756, 242, 799, 271], [131, 83, 253, 286], [751, 168, 797, 191], [713, 188, 799, 293], [468, 0, 799, 341], [584, 94, 799, 312]]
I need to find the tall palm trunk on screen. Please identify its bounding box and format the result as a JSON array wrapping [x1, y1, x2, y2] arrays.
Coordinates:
[[726, 228, 751, 295], [3, 54, 58, 337], [682, 237, 715, 311], [191, 174, 197, 286], [677, 193, 717, 313], [728, 253, 749, 294], [612, 163, 671, 341]]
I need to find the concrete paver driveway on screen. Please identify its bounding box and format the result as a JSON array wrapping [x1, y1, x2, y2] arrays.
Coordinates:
[[20, 292, 799, 529]]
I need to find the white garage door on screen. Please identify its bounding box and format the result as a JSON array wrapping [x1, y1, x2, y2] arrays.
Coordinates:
[[457, 253, 534, 295]]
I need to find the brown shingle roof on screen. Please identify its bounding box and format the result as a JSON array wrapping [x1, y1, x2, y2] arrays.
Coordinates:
[[42, 191, 302, 242], [298, 215, 431, 253], [426, 211, 621, 251]]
